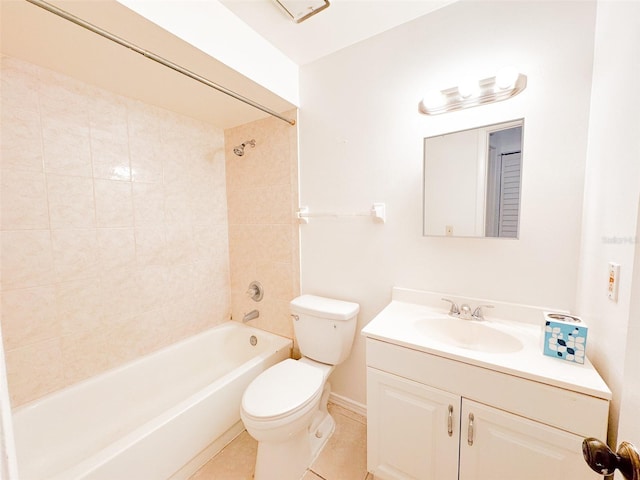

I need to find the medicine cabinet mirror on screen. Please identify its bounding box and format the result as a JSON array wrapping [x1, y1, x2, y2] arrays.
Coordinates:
[[423, 119, 524, 238]]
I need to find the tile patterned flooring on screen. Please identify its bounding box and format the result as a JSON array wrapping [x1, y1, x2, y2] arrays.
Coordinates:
[[189, 403, 372, 480]]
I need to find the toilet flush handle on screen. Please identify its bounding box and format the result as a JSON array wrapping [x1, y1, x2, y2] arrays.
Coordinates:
[[291, 314, 299, 321]]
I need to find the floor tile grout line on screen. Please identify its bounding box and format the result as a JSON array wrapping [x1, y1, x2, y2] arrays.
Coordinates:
[[308, 468, 328, 480]]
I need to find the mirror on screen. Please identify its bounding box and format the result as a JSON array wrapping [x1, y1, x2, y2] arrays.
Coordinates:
[[423, 119, 524, 238]]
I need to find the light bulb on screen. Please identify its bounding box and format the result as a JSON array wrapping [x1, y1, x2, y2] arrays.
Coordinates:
[[458, 79, 480, 99], [496, 66, 519, 90], [422, 90, 446, 110]]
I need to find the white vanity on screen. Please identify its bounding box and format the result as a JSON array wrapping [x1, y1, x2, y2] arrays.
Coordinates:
[[362, 288, 611, 480]]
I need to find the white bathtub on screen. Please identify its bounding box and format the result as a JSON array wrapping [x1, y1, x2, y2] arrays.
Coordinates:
[[12, 321, 292, 480]]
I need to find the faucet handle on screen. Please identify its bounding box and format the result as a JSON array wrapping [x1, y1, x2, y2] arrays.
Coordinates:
[[472, 304, 494, 321], [441, 298, 460, 316]]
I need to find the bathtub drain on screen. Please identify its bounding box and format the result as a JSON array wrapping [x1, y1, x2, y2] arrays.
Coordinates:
[[250, 335, 258, 346]]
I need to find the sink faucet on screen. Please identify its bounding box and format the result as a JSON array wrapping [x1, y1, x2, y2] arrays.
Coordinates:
[[441, 298, 460, 317], [459, 304, 472, 320], [472, 304, 494, 321], [442, 298, 494, 321]]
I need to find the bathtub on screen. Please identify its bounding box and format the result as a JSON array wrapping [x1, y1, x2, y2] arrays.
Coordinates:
[[12, 321, 292, 480]]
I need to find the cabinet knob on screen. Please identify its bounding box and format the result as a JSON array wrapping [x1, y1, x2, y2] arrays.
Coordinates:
[[467, 413, 475, 446]]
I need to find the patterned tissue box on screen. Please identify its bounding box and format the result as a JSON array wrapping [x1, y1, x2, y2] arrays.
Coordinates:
[[542, 312, 588, 364]]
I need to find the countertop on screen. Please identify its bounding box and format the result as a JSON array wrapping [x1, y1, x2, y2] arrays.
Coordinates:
[[362, 299, 612, 400]]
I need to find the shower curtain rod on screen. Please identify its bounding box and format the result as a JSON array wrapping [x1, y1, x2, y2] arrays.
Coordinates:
[[25, 0, 296, 126]]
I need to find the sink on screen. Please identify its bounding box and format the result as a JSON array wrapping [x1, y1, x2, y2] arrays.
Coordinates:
[[417, 317, 524, 353]]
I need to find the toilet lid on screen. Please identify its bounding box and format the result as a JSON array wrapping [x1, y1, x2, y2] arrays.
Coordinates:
[[242, 359, 324, 420]]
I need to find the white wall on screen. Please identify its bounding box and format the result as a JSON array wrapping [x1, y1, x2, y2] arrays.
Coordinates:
[[299, 1, 597, 405], [116, 0, 299, 106], [576, 0, 640, 445]]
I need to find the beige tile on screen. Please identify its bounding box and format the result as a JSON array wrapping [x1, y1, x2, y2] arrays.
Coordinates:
[[190, 431, 257, 480], [60, 326, 114, 386], [0, 104, 43, 172], [192, 256, 230, 300], [56, 277, 104, 335], [1, 286, 59, 350], [41, 116, 92, 178], [165, 225, 194, 265], [311, 408, 368, 480], [164, 263, 195, 305], [91, 135, 131, 181], [256, 261, 295, 301], [97, 227, 137, 272], [94, 179, 133, 228], [0, 56, 40, 112], [135, 226, 167, 266], [127, 103, 163, 184], [47, 174, 96, 229], [137, 264, 168, 313], [100, 267, 142, 318], [0, 230, 54, 290], [164, 181, 193, 226], [51, 229, 99, 282], [192, 224, 229, 261], [133, 182, 165, 226], [0, 169, 49, 230], [38, 69, 90, 122], [5, 338, 65, 408], [107, 308, 170, 365], [89, 90, 129, 149]]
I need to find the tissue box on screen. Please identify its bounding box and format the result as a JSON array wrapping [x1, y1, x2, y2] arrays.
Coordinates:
[[542, 312, 588, 364]]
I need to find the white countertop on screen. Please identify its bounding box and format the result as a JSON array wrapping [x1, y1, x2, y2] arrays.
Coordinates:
[[362, 298, 612, 400]]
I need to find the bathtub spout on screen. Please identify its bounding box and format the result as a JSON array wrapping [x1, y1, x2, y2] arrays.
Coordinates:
[[243, 309, 259, 323]]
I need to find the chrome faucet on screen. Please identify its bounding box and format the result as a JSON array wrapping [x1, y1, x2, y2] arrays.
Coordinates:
[[459, 304, 472, 320], [471, 304, 494, 321], [442, 298, 460, 316], [442, 298, 494, 321], [243, 309, 259, 323]]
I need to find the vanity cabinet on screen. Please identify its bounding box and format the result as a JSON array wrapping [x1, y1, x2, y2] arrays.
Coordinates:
[[366, 338, 608, 480]]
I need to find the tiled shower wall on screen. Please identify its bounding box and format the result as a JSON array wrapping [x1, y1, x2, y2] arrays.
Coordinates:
[[0, 56, 231, 407], [225, 111, 299, 341]]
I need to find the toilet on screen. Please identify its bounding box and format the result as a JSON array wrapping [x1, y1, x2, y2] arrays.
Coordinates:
[[240, 294, 360, 480]]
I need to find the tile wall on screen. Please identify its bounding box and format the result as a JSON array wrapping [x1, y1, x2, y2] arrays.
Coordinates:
[[225, 111, 299, 340], [0, 56, 231, 407]]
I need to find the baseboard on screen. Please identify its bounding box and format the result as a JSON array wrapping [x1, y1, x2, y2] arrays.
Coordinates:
[[328, 392, 367, 418]]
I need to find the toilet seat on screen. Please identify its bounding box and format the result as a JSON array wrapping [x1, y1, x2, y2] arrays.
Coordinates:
[[242, 359, 324, 422]]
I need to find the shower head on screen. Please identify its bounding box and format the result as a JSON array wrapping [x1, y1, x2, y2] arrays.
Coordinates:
[[233, 139, 256, 157]]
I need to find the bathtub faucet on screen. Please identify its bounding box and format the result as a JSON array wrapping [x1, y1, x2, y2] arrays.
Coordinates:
[[243, 309, 259, 323]]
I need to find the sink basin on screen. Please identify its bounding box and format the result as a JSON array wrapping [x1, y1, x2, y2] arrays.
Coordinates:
[[417, 317, 524, 353]]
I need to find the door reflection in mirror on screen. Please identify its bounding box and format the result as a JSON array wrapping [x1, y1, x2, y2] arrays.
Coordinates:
[[423, 119, 524, 238]]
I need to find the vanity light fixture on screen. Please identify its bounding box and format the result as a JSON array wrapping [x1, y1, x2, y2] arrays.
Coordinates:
[[273, 0, 330, 23], [419, 67, 527, 115]]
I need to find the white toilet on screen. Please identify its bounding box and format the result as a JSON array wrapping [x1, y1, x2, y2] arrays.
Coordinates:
[[240, 294, 359, 480]]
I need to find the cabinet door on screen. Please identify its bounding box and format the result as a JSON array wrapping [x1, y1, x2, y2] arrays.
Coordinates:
[[367, 368, 459, 480], [460, 399, 601, 480]]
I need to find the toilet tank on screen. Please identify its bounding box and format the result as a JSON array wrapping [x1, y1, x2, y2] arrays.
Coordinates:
[[290, 295, 360, 365]]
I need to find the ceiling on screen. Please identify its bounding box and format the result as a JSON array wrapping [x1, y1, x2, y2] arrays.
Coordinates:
[[1, 0, 453, 128], [220, 0, 455, 65]]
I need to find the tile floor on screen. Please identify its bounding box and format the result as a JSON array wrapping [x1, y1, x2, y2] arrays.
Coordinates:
[[189, 403, 372, 480]]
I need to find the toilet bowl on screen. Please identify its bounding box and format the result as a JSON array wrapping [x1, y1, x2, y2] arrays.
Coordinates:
[[240, 295, 359, 480], [241, 358, 334, 480]]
